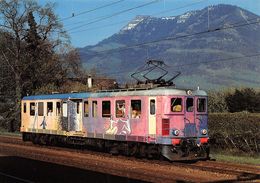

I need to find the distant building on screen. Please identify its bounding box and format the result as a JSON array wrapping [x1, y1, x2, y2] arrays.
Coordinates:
[[67, 76, 118, 91]]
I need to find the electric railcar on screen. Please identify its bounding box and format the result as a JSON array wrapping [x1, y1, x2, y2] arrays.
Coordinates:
[[20, 87, 210, 161]]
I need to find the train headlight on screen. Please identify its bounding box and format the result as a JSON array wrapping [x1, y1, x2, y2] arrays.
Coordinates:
[[187, 90, 192, 95], [173, 129, 180, 136], [201, 129, 207, 135]]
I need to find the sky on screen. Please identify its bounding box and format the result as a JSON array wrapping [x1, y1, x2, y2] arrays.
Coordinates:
[[39, 0, 260, 48]]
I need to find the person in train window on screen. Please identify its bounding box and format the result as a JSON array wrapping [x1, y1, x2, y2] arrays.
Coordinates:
[[132, 110, 138, 118], [131, 109, 141, 118], [187, 106, 193, 112], [117, 103, 125, 117], [47, 108, 53, 116], [172, 105, 182, 112]]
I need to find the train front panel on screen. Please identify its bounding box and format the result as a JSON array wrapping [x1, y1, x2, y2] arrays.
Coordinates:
[[156, 91, 209, 160]]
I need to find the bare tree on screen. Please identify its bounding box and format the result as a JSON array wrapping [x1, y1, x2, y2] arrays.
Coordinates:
[[0, 0, 77, 130]]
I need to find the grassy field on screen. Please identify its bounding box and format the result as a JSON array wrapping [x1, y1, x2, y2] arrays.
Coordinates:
[[210, 152, 260, 165]]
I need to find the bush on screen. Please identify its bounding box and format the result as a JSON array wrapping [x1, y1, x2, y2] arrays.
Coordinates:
[[208, 90, 229, 113], [209, 112, 260, 155]]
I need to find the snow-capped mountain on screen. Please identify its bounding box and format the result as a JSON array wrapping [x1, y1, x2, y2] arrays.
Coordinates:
[[79, 4, 260, 89], [120, 15, 149, 31]]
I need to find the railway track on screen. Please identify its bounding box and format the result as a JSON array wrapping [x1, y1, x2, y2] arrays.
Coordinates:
[[0, 171, 34, 183], [0, 134, 259, 182]]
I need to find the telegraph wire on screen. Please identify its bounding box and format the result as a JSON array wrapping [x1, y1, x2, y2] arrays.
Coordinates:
[[70, 20, 130, 34], [229, 17, 259, 26], [175, 52, 260, 68], [100, 52, 260, 76], [217, 17, 259, 30], [67, 0, 161, 32], [68, 0, 207, 34], [152, 0, 207, 16], [84, 19, 260, 56], [59, 0, 126, 22]]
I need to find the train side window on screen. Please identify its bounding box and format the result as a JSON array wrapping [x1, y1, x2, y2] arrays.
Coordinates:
[[56, 102, 61, 116], [38, 102, 44, 116], [62, 102, 67, 117], [186, 98, 194, 112], [150, 99, 155, 115], [47, 102, 53, 116], [102, 101, 111, 118], [171, 98, 182, 112], [23, 103, 26, 113], [76, 102, 80, 114], [92, 101, 98, 117], [116, 100, 125, 118], [131, 100, 141, 118], [197, 98, 206, 112], [30, 102, 35, 116], [84, 101, 89, 117]]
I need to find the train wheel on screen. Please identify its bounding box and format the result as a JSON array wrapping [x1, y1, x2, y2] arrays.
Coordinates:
[[147, 145, 158, 159], [109, 143, 119, 155], [32, 134, 40, 144], [135, 143, 147, 158], [22, 133, 30, 141], [39, 135, 48, 145], [140, 144, 147, 158]]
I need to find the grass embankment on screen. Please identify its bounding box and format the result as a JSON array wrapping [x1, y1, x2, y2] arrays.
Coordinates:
[[210, 152, 260, 165], [0, 127, 21, 137]]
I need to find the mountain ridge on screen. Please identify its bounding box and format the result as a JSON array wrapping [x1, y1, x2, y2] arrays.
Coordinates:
[[79, 4, 260, 89]]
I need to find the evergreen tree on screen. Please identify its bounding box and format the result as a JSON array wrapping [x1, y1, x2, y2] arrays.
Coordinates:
[[225, 88, 259, 112]]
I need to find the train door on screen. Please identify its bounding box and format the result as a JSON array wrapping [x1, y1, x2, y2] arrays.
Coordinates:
[[148, 97, 156, 135], [67, 99, 82, 132], [184, 97, 197, 137], [61, 100, 68, 131], [195, 97, 208, 137], [45, 101, 54, 129], [30, 102, 38, 129]]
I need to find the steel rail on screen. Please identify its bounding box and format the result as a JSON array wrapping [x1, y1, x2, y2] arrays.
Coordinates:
[[0, 171, 34, 183]]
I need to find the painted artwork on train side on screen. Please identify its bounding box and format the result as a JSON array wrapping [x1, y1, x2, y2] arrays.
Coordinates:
[[105, 116, 131, 135]]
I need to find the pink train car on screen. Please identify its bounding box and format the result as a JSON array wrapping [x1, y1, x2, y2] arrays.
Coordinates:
[[21, 87, 209, 161]]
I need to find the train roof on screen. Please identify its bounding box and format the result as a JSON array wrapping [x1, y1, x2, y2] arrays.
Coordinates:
[[22, 92, 90, 100], [22, 87, 207, 100], [92, 87, 207, 97]]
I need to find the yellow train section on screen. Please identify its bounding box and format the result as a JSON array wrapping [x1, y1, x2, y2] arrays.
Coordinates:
[[21, 93, 88, 138]]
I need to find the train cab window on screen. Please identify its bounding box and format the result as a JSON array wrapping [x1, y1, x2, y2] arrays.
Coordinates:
[[23, 103, 26, 113], [171, 98, 182, 112], [38, 102, 44, 116], [131, 100, 141, 119], [92, 101, 98, 117], [186, 98, 194, 112], [30, 102, 35, 116], [197, 98, 206, 112], [62, 102, 67, 117], [116, 100, 125, 118], [84, 101, 89, 117], [56, 102, 61, 116], [150, 99, 155, 115], [47, 102, 53, 116], [102, 101, 111, 118]]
